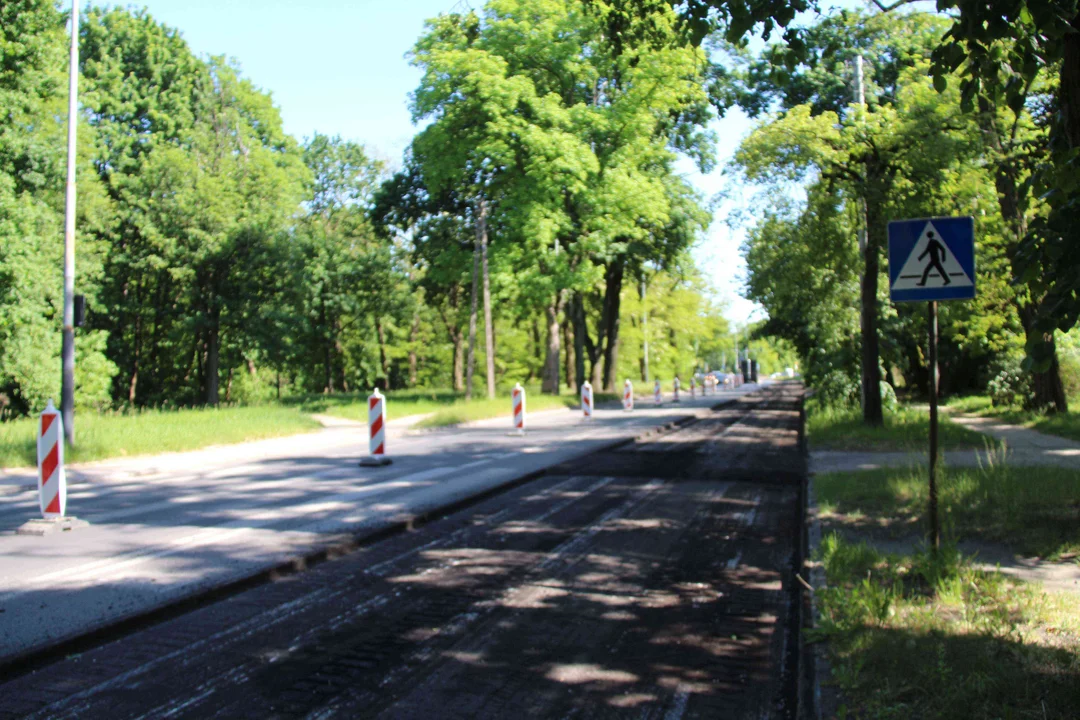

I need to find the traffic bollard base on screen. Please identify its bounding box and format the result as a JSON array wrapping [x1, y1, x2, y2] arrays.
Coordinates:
[[359, 456, 393, 467], [16, 516, 89, 536]]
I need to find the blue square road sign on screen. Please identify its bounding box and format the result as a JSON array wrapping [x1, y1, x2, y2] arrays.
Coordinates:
[[888, 217, 975, 303]]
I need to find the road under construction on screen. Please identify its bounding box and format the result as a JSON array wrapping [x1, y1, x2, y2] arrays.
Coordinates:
[[0, 383, 811, 719]]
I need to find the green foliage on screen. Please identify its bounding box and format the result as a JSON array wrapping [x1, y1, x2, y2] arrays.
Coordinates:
[[807, 400, 994, 452], [817, 462, 1080, 558], [986, 355, 1034, 409], [816, 534, 1080, 719], [0, 404, 320, 468], [0, 0, 736, 433], [733, 11, 1032, 406]]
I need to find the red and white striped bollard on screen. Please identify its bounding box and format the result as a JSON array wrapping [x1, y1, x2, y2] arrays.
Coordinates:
[[623, 379, 633, 411], [512, 383, 526, 434], [581, 381, 593, 420], [360, 388, 392, 466], [14, 400, 91, 535], [38, 400, 66, 518]]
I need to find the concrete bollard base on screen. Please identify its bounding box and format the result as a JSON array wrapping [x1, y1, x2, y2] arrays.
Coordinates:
[[16, 516, 89, 536], [358, 456, 393, 467]]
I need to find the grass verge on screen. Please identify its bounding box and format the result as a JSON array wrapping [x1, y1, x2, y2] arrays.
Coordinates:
[[816, 534, 1080, 719], [0, 405, 321, 469], [414, 394, 576, 428], [292, 388, 464, 422], [295, 386, 619, 428], [0, 386, 622, 468], [815, 461, 1080, 560], [946, 394, 1080, 444], [808, 401, 997, 452]]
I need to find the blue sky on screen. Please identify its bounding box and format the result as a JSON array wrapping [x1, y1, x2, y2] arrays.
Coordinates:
[[99, 0, 763, 325]]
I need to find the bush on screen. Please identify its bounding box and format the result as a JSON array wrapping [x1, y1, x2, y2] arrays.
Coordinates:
[[815, 369, 861, 407], [987, 356, 1033, 408], [879, 380, 897, 410], [1058, 344, 1080, 401]]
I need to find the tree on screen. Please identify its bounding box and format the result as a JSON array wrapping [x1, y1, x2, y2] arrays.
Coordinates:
[[0, 0, 116, 415], [408, 0, 714, 395], [295, 133, 398, 393], [729, 11, 975, 424], [81, 9, 307, 406]]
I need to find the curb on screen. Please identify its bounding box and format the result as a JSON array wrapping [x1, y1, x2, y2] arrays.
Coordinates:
[[0, 396, 742, 682]]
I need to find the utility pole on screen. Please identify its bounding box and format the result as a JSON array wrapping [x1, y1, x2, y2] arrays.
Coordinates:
[[60, 0, 80, 445]]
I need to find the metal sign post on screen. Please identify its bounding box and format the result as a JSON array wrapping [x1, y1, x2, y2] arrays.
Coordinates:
[[888, 217, 975, 553], [928, 301, 940, 550]]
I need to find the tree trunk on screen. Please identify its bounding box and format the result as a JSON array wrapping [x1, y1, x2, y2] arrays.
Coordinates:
[[563, 313, 574, 390], [205, 318, 220, 406], [408, 312, 420, 387], [376, 318, 390, 389], [129, 302, 142, 404], [1061, 21, 1080, 151], [465, 237, 480, 401], [601, 260, 624, 391], [542, 294, 564, 394], [452, 328, 465, 392], [324, 342, 334, 394], [572, 293, 586, 391], [977, 95, 1069, 413], [478, 199, 496, 399], [861, 202, 883, 426], [1020, 304, 1069, 411]]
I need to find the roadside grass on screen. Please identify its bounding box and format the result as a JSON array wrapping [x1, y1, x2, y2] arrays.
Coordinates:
[[414, 393, 575, 428], [414, 391, 620, 428], [291, 388, 465, 422], [945, 394, 1080, 443], [816, 534, 1080, 719], [815, 462, 1080, 559], [807, 401, 995, 452], [0, 385, 620, 468], [0, 405, 321, 469], [295, 386, 619, 429]]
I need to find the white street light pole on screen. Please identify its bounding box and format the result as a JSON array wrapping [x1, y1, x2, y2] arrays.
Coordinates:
[[60, 0, 79, 445]]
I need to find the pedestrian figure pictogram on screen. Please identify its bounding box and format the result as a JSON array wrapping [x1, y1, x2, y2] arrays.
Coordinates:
[[917, 231, 950, 287]]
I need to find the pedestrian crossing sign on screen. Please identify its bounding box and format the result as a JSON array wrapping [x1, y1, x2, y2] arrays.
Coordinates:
[[888, 217, 975, 303]]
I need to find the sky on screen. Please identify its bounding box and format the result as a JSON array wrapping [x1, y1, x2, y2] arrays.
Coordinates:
[[99, 0, 764, 326]]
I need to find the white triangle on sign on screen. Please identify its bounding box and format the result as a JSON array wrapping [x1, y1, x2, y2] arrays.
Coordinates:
[[891, 221, 973, 291]]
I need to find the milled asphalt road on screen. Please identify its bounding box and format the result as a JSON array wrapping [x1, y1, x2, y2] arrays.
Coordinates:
[[0, 386, 760, 664], [0, 383, 806, 720]]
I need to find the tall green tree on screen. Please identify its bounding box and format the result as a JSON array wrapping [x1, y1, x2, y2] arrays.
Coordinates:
[[408, 0, 714, 395], [730, 11, 976, 423], [0, 0, 115, 416]]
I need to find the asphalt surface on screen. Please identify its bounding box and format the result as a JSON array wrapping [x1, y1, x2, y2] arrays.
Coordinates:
[[0, 383, 806, 719], [0, 387, 760, 664]]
